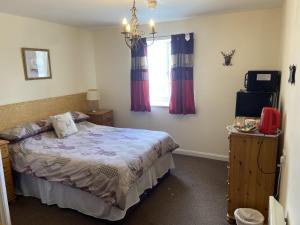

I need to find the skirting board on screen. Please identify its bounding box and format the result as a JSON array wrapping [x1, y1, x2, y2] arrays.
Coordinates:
[[174, 148, 229, 162]]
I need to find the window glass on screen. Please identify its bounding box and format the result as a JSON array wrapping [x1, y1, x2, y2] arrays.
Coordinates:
[[147, 38, 171, 107]]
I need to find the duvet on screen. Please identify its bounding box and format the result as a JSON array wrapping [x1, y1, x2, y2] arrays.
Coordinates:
[[9, 121, 178, 209]]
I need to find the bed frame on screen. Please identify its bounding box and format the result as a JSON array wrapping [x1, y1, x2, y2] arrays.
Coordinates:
[[0, 93, 88, 131]]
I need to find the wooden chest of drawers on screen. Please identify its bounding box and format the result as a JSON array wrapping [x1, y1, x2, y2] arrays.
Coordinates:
[[87, 110, 113, 126], [227, 132, 278, 224], [0, 140, 15, 202]]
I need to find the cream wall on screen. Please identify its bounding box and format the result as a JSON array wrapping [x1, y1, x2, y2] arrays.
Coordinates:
[[279, 0, 300, 224], [94, 9, 282, 159], [0, 13, 97, 105]]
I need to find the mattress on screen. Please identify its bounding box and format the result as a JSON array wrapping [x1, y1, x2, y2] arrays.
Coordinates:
[[9, 121, 178, 209], [15, 153, 175, 221]]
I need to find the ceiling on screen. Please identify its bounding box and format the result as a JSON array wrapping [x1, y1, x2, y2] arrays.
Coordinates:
[[0, 0, 282, 27]]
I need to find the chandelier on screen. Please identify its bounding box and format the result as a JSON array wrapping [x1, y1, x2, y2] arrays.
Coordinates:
[[121, 0, 157, 49]]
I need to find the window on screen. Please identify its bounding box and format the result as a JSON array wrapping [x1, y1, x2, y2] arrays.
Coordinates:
[[147, 38, 171, 107]]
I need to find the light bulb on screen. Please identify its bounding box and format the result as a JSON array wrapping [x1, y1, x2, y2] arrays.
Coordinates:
[[149, 19, 155, 27], [126, 24, 131, 32], [122, 18, 128, 25], [149, 19, 155, 33]]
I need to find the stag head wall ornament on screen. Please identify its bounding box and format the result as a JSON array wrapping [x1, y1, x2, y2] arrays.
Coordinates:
[[221, 50, 236, 66]]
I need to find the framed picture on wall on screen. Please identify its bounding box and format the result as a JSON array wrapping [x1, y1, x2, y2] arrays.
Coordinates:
[[21, 48, 52, 80]]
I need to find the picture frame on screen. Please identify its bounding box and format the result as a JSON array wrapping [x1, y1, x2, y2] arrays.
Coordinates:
[[21, 48, 52, 80]]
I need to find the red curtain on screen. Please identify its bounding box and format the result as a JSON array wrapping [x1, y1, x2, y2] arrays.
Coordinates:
[[131, 38, 151, 112], [169, 33, 196, 114]]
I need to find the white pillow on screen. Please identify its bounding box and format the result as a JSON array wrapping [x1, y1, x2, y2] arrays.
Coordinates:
[[50, 112, 78, 138]]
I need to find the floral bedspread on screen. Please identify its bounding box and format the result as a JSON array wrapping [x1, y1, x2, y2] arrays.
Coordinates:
[[9, 122, 178, 209]]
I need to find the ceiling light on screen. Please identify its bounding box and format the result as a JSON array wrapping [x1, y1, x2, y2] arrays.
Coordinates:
[[121, 0, 157, 49], [148, 0, 157, 9]]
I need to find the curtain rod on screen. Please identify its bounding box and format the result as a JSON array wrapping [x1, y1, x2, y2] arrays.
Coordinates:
[[146, 33, 193, 40], [145, 35, 171, 40]]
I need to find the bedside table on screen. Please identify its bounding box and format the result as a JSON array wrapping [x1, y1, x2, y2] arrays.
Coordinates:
[[0, 140, 15, 202], [87, 110, 113, 126]]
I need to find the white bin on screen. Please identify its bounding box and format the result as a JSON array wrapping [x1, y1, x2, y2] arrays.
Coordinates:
[[234, 208, 265, 225]]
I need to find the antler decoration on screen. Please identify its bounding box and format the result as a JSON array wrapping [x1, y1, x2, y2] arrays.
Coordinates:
[[221, 49, 236, 66]]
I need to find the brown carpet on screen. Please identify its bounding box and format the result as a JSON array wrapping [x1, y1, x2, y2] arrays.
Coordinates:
[[10, 155, 229, 225]]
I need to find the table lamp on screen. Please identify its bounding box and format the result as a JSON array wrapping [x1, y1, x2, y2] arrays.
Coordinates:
[[87, 89, 99, 112]]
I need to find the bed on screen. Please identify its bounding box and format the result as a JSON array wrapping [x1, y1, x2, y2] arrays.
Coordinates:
[[8, 120, 178, 220]]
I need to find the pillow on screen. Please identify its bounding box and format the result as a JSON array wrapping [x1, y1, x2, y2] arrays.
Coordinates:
[[70, 112, 90, 123], [0, 119, 52, 143], [50, 112, 78, 138]]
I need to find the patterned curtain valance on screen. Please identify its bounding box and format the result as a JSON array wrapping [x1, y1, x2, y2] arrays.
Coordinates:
[[171, 54, 194, 68], [131, 56, 148, 71]]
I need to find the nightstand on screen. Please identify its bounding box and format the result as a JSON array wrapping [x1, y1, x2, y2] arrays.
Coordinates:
[[87, 110, 114, 126], [0, 140, 15, 202]]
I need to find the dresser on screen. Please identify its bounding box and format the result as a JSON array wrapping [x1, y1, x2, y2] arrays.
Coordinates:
[[226, 126, 279, 224], [0, 140, 15, 202], [87, 110, 113, 126]]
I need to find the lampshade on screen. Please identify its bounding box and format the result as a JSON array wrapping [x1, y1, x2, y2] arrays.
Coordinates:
[[86, 89, 99, 101]]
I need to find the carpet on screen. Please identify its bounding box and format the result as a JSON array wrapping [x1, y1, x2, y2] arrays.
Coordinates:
[[10, 154, 229, 225]]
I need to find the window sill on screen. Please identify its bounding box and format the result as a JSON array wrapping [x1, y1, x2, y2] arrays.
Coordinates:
[[151, 104, 169, 108]]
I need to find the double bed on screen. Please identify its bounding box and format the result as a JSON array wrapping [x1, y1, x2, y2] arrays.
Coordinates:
[[7, 119, 178, 220]]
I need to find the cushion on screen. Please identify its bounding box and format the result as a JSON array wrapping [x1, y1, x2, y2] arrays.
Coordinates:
[[0, 119, 52, 143], [70, 112, 90, 123], [50, 112, 78, 138]]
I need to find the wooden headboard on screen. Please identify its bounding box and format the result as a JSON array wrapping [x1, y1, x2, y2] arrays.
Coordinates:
[[0, 93, 88, 131]]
